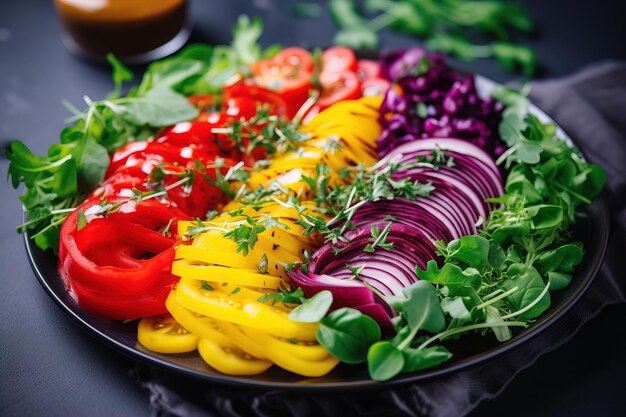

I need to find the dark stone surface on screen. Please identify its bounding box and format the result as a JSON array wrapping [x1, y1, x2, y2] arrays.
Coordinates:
[[1, 1, 625, 416]]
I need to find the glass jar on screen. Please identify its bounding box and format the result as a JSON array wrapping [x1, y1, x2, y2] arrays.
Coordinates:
[[54, 0, 190, 63]]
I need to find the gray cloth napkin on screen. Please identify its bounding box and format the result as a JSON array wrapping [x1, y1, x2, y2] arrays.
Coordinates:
[[134, 62, 626, 417]]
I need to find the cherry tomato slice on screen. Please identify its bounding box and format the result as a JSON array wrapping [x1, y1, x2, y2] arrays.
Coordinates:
[[223, 82, 289, 118], [271, 47, 315, 73], [356, 59, 381, 82], [322, 46, 358, 74], [317, 70, 361, 110], [361, 77, 392, 97], [250, 61, 313, 118]]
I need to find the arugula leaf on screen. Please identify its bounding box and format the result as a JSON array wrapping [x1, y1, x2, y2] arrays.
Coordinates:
[[416, 260, 482, 292], [138, 59, 205, 94], [113, 88, 198, 127], [316, 308, 381, 364], [330, 0, 378, 49], [258, 287, 305, 305], [6, 14, 276, 253], [503, 264, 551, 319], [232, 15, 263, 66], [327, 0, 538, 74], [491, 42, 538, 77], [367, 341, 405, 381], [288, 290, 333, 323], [445, 235, 490, 269], [441, 297, 472, 326], [485, 306, 512, 342], [73, 136, 109, 193], [106, 54, 134, 99], [426, 32, 481, 62], [401, 346, 452, 373], [398, 281, 446, 333], [291, 2, 323, 18], [536, 244, 583, 274]]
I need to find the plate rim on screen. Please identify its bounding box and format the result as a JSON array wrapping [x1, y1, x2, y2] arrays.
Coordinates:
[[23, 75, 611, 392]]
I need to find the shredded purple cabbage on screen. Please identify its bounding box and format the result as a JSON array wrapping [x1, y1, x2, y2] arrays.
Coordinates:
[[377, 48, 505, 157]]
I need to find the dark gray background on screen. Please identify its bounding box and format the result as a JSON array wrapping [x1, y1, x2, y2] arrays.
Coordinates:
[[1, 1, 625, 416]]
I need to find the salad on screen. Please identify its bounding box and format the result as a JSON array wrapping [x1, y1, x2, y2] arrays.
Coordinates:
[[6, 17, 606, 381]]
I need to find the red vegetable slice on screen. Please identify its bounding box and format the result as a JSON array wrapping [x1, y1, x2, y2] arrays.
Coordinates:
[[317, 70, 361, 110], [356, 59, 381, 82], [58, 197, 189, 320], [272, 47, 315, 73], [250, 57, 313, 118], [361, 78, 391, 97], [322, 46, 358, 74]]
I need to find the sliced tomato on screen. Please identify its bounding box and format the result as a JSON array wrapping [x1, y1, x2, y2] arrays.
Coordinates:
[[317, 70, 361, 110], [223, 82, 288, 118], [271, 47, 315, 73], [361, 77, 392, 97], [250, 61, 313, 118], [322, 46, 358, 74], [356, 59, 381, 82]]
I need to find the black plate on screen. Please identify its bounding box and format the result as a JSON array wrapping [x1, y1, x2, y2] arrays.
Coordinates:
[[24, 76, 610, 391]]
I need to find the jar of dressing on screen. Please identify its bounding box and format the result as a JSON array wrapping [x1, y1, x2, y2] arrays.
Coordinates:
[[54, 0, 190, 63]]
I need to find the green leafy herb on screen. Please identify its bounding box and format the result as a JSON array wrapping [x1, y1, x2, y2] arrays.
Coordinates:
[[327, 0, 537, 75], [288, 290, 333, 323], [76, 209, 87, 231], [367, 341, 405, 381], [106, 53, 134, 99], [296, 160, 434, 245], [363, 222, 394, 253], [316, 308, 382, 364], [7, 14, 277, 253], [201, 281, 215, 291], [223, 214, 289, 256], [291, 2, 323, 18], [258, 287, 305, 305]]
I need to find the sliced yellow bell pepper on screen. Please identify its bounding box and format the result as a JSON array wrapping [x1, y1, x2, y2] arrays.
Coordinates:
[[197, 338, 272, 376], [172, 260, 284, 290], [165, 291, 233, 347], [175, 277, 318, 341], [137, 314, 199, 354], [241, 327, 340, 377]]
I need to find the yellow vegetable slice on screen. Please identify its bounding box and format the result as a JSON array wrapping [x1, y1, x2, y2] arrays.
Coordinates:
[[219, 322, 268, 360], [175, 246, 258, 269], [243, 327, 331, 362], [175, 278, 318, 340], [165, 292, 233, 347], [137, 314, 199, 354], [172, 260, 283, 289], [193, 233, 301, 264], [197, 338, 272, 376], [241, 327, 339, 377]]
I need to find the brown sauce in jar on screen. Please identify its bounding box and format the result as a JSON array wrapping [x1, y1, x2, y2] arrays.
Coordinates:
[[54, 0, 187, 58]]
